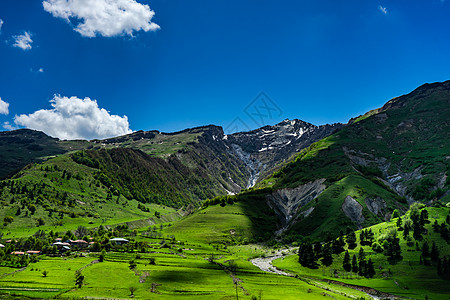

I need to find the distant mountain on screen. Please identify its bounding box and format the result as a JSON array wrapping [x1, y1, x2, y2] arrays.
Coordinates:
[[0, 114, 340, 235], [0, 129, 68, 178]]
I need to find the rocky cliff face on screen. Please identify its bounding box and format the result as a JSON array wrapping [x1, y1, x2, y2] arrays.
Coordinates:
[[226, 119, 344, 187], [266, 178, 326, 232]]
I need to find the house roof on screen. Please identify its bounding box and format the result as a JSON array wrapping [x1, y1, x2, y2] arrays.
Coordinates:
[[109, 238, 129, 242], [11, 251, 24, 255], [26, 251, 41, 254], [0, 244, 5, 248], [72, 240, 88, 243]]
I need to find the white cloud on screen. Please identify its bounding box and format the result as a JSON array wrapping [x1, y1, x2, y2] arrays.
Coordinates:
[[14, 95, 132, 140], [0, 19, 4, 32], [0, 98, 9, 115], [379, 5, 388, 14], [42, 0, 160, 37], [30, 67, 45, 74], [3, 122, 17, 131], [12, 31, 33, 50]]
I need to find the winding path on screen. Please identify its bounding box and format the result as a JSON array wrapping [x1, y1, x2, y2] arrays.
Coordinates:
[[250, 251, 400, 300], [251, 254, 292, 276]]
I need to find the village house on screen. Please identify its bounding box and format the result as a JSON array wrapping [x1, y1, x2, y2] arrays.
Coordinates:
[[109, 237, 129, 245]]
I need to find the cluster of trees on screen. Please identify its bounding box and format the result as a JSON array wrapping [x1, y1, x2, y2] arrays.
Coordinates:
[[342, 248, 376, 278], [382, 229, 402, 260], [359, 229, 374, 246], [432, 216, 450, 242], [137, 203, 150, 212], [201, 195, 236, 208], [298, 233, 377, 278]]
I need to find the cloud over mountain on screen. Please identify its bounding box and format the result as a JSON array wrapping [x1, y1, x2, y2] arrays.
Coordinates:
[[43, 0, 160, 37], [0, 98, 9, 115], [14, 95, 132, 140]]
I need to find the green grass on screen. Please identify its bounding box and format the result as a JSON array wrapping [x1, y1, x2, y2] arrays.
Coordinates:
[[164, 197, 278, 245]]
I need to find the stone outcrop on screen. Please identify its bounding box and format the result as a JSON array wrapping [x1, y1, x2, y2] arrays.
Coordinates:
[[342, 196, 364, 225], [364, 197, 387, 217], [267, 179, 326, 227]]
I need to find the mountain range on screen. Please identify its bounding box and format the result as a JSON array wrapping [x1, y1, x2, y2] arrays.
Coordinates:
[[0, 80, 449, 240]]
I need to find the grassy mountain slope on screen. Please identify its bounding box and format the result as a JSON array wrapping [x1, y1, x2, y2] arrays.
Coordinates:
[[0, 130, 67, 179], [0, 155, 179, 238], [266, 81, 449, 196], [250, 80, 450, 240], [165, 189, 279, 245]]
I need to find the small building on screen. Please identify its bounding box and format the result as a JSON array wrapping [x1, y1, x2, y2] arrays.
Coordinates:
[[0, 244, 5, 248], [109, 238, 129, 245], [26, 251, 41, 255], [11, 251, 25, 255], [71, 240, 89, 248]]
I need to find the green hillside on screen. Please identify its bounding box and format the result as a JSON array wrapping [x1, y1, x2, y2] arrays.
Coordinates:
[[253, 81, 450, 240], [274, 205, 450, 300], [0, 155, 180, 238]]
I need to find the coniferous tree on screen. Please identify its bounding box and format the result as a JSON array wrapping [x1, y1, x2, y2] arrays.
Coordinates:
[[366, 258, 376, 278], [430, 241, 439, 262], [432, 220, 440, 233], [298, 242, 318, 269], [343, 250, 351, 272], [403, 222, 410, 239], [413, 221, 423, 240], [358, 247, 366, 260], [385, 236, 402, 260], [422, 241, 430, 258], [332, 237, 345, 254], [396, 217, 403, 230], [322, 243, 333, 266], [358, 257, 366, 277], [420, 209, 429, 225], [359, 230, 366, 244], [351, 254, 358, 273], [346, 227, 357, 249]]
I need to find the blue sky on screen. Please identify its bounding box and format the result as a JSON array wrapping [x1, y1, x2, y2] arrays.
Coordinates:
[[0, 0, 449, 139]]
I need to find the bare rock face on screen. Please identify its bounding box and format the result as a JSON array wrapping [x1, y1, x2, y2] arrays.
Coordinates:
[[364, 197, 387, 217], [267, 179, 326, 227], [342, 196, 365, 225], [227, 120, 344, 186]]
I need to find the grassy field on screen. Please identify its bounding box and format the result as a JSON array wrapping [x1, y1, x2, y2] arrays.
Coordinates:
[[0, 251, 360, 299], [0, 206, 448, 299]]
